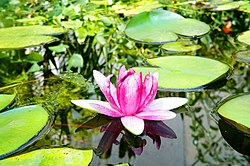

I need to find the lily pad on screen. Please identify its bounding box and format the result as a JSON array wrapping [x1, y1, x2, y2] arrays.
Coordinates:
[[238, 3, 250, 13], [216, 93, 250, 135], [0, 148, 93, 166], [133, 56, 230, 91], [212, 1, 248, 11], [0, 26, 65, 49], [161, 41, 201, 52], [233, 50, 250, 63], [0, 94, 16, 111], [125, 10, 210, 44], [237, 30, 250, 45], [0, 105, 51, 159]]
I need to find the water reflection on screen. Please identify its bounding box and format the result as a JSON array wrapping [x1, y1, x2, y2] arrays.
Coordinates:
[[219, 119, 250, 156], [77, 115, 176, 158]]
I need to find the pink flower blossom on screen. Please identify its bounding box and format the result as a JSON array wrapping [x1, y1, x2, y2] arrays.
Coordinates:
[[72, 66, 188, 135]]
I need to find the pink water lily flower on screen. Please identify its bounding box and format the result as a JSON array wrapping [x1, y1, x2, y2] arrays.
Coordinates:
[[72, 66, 188, 135]]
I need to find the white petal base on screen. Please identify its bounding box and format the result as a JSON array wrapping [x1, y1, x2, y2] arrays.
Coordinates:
[[121, 116, 144, 135]]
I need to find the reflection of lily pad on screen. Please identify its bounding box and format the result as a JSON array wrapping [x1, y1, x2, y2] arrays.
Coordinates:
[[0, 94, 16, 111], [0, 148, 93, 166], [0, 105, 51, 159], [233, 50, 250, 63], [161, 41, 201, 52], [217, 93, 250, 135], [219, 119, 250, 156], [237, 30, 250, 45], [134, 56, 230, 91], [125, 10, 210, 44], [0, 26, 65, 49]]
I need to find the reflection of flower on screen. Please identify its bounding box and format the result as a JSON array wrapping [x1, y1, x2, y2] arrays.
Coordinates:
[[93, 118, 178, 156], [72, 66, 187, 135]]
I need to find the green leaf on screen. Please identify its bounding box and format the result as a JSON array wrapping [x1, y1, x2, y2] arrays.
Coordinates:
[[0, 148, 93, 166], [0, 105, 51, 159], [25, 52, 44, 63], [61, 20, 83, 30], [233, 50, 250, 63], [238, 3, 250, 13], [237, 30, 250, 46], [161, 41, 201, 52], [217, 93, 250, 135], [133, 56, 230, 91], [0, 26, 65, 50], [125, 10, 210, 44], [27, 63, 41, 73], [0, 94, 16, 111], [49, 44, 69, 53], [212, 1, 248, 11], [68, 53, 83, 69]]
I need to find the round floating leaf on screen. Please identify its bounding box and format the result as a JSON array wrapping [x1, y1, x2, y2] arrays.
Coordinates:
[[0, 148, 93, 166], [161, 41, 201, 52], [217, 93, 250, 135], [125, 10, 210, 44], [212, 1, 248, 11], [233, 50, 250, 63], [238, 3, 250, 13], [237, 30, 250, 45], [0, 26, 65, 49], [0, 105, 51, 159], [0, 94, 15, 111], [134, 56, 230, 91]]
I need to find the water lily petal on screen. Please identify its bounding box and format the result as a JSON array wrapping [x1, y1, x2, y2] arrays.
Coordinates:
[[93, 70, 120, 110], [136, 110, 176, 120], [146, 97, 188, 111], [117, 66, 135, 85], [117, 73, 142, 115], [121, 116, 144, 135], [71, 100, 123, 117], [140, 72, 158, 108]]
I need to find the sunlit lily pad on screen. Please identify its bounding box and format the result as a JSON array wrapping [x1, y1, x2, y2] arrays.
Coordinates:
[[161, 41, 201, 52], [233, 50, 250, 63], [237, 30, 250, 45], [238, 3, 250, 13], [125, 10, 210, 44], [0, 94, 16, 111], [0, 148, 93, 166], [0, 105, 51, 159], [216, 93, 250, 135], [212, 1, 248, 11], [134, 56, 230, 91], [0, 26, 65, 49]]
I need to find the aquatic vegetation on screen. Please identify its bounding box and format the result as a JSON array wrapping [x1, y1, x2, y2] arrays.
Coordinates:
[[72, 66, 188, 135]]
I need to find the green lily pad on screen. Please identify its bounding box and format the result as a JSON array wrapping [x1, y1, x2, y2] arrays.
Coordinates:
[[0, 26, 65, 49], [125, 10, 210, 44], [238, 3, 250, 13], [161, 41, 201, 52], [237, 30, 250, 46], [133, 56, 230, 91], [233, 50, 250, 63], [212, 1, 248, 11], [0, 94, 16, 111], [0, 148, 93, 166], [216, 93, 250, 135], [0, 105, 51, 159]]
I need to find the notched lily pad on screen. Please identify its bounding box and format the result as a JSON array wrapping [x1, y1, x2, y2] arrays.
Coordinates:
[[0, 94, 16, 111], [233, 50, 250, 63], [125, 10, 210, 44], [0, 148, 93, 166], [133, 56, 231, 91], [161, 41, 201, 53], [237, 30, 250, 46], [216, 93, 250, 135], [0, 105, 51, 159], [0, 25, 65, 49]]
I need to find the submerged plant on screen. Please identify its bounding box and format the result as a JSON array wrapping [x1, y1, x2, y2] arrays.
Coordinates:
[[72, 66, 187, 135]]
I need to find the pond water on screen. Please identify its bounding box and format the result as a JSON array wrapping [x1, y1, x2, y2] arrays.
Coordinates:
[[0, 0, 250, 166]]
